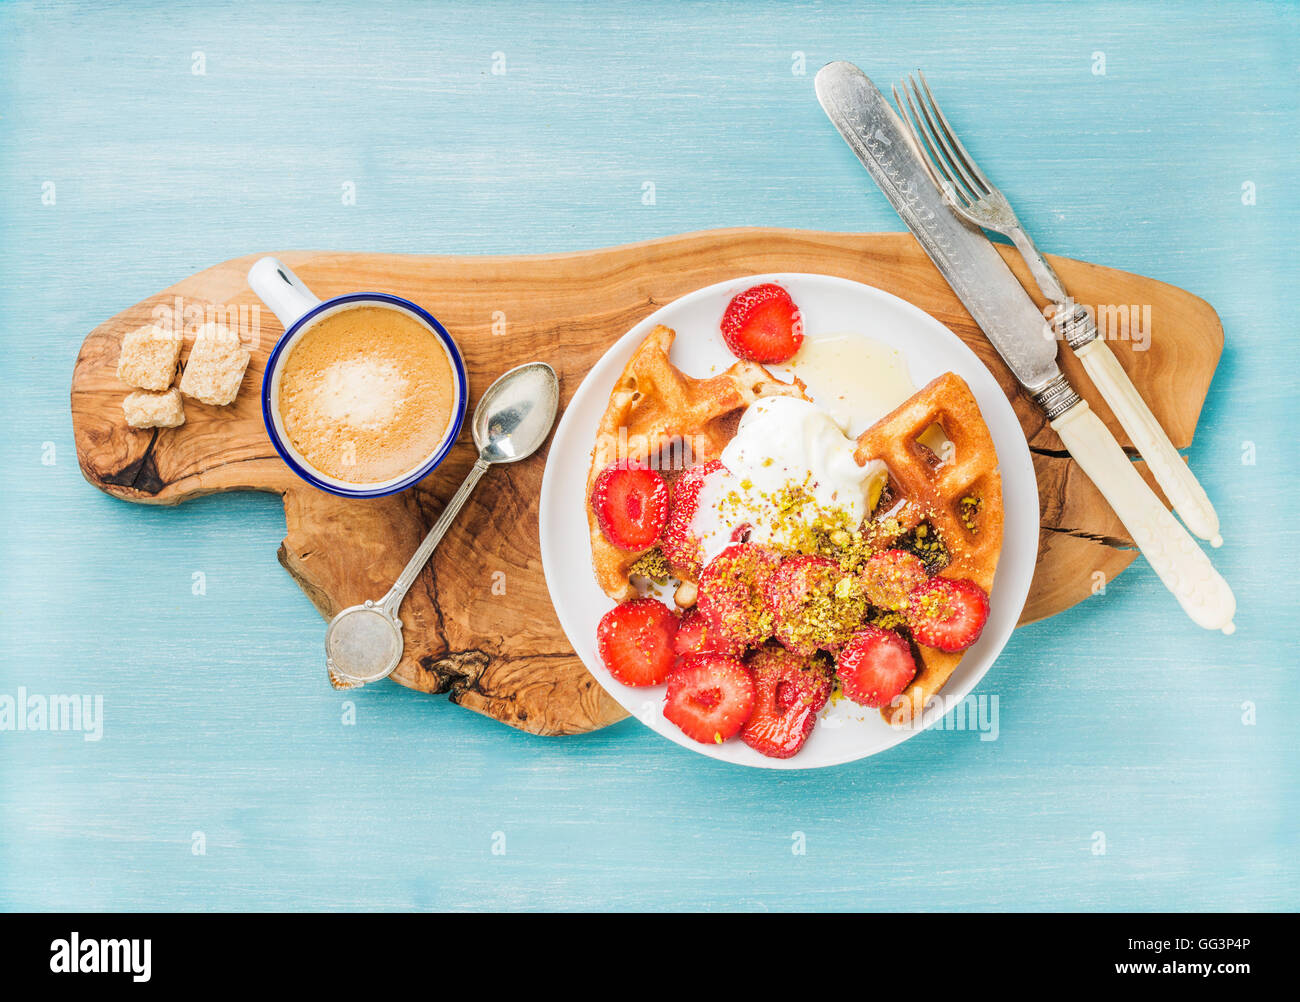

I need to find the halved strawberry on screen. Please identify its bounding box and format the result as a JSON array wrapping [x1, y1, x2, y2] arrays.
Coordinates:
[[696, 543, 779, 650], [591, 463, 670, 551], [720, 283, 804, 364], [861, 549, 929, 613], [660, 459, 723, 577], [835, 626, 918, 709], [673, 606, 744, 659], [740, 645, 833, 759], [907, 577, 990, 652], [765, 554, 862, 656], [663, 654, 755, 744], [596, 598, 679, 686]]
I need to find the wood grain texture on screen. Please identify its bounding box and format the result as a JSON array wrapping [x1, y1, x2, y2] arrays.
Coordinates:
[[71, 229, 1221, 732]]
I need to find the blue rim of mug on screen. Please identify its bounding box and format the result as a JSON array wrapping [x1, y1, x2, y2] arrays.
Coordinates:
[[261, 292, 469, 499]]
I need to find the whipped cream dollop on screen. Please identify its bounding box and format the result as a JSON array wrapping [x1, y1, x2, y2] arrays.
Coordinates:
[[690, 397, 888, 566]]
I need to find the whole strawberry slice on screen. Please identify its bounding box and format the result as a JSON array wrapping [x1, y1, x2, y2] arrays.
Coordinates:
[[663, 654, 756, 745], [660, 459, 723, 577], [591, 462, 670, 551], [720, 283, 804, 364], [765, 554, 862, 656], [907, 577, 990, 652], [673, 606, 745, 659], [697, 543, 779, 650], [836, 626, 918, 709], [597, 598, 679, 686], [861, 549, 929, 613], [741, 645, 834, 759]]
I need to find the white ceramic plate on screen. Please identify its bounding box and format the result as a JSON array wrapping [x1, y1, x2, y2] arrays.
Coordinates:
[[538, 274, 1038, 769]]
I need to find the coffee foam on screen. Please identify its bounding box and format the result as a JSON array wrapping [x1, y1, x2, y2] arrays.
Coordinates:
[[311, 358, 410, 431], [277, 305, 456, 485]]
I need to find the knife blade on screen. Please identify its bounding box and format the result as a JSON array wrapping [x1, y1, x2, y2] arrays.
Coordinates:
[[815, 60, 1071, 408], [815, 60, 1236, 633]]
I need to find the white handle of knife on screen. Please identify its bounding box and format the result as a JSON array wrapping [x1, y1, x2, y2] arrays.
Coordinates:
[[1050, 400, 1235, 633], [1075, 338, 1222, 546]]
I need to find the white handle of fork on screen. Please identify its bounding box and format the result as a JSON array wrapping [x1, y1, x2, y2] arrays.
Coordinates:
[[1075, 338, 1222, 547], [1050, 400, 1235, 633]]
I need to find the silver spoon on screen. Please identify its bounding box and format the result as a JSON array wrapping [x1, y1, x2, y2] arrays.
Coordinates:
[[324, 362, 560, 687]]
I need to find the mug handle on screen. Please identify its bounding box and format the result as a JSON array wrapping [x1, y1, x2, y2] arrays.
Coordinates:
[[248, 257, 322, 329]]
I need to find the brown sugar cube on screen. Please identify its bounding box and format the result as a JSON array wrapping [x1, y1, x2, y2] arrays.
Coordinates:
[[116, 324, 183, 391], [178, 322, 251, 406], [123, 388, 186, 429]]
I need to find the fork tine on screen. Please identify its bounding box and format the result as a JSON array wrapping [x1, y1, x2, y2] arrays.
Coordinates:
[[916, 69, 994, 193], [899, 80, 972, 205], [907, 72, 986, 198], [901, 76, 978, 204], [892, 82, 956, 199]]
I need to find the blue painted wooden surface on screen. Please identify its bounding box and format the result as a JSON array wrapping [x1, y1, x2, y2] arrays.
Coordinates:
[[1, 0, 1296, 911]]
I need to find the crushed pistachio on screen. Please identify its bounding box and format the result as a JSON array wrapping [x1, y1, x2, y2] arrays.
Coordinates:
[[867, 609, 908, 631], [776, 566, 867, 653], [629, 547, 673, 585], [760, 482, 876, 568], [959, 495, 982, 534]]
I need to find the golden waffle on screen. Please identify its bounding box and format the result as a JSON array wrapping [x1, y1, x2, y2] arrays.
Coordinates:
[[586, 324, 808, 600], [853, 372, 1004, 725]]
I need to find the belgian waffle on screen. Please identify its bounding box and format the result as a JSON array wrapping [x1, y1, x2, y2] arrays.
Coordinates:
[[585, 324, 808, 600], [853, 371, 1004, 724]]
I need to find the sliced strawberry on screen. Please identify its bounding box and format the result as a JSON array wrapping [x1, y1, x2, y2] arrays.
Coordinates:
[[672, 607, 709, 658], [663, 654, 755, 745], [591, 462, 670, 551], [836, 626, 918, 709], [696, 543, 779, 650], [660, 459, 723, 577], [740, 645, 833, 759], [861, 549, 929, 613], [720, 283, 804, 364], [672, 606, 744, 658], [765, 554, 862, 656], [908, 577, 990, 652], [596, 598, 679, 686]]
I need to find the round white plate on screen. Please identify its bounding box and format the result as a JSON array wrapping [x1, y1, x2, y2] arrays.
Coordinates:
[[538, 274, 1038, 769]]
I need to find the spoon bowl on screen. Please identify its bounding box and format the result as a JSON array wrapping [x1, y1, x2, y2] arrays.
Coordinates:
[[475, 362, 561, 463], [324, 362, 560, 686]]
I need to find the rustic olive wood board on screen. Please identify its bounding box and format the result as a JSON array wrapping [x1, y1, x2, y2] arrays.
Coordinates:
[[70, 229, 1223, 735]]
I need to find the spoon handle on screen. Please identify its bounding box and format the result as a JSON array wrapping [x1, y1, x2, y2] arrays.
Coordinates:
[[379, 456, 491, 621]]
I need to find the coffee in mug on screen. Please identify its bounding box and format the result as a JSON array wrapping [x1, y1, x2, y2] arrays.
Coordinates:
[[276, 304, 457, 484]]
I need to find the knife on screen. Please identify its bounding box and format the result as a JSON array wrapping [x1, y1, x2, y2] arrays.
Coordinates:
[[815, 60, 1235, 633], [890, 70, 1221, 548]]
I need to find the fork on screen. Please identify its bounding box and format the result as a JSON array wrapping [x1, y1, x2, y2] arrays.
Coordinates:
[[893, 70, 1222, 547]]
